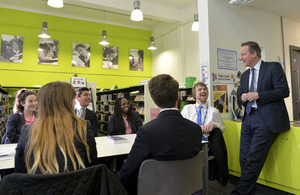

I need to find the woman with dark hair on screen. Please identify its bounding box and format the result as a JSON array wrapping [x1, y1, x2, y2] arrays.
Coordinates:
[[108, 97, 143, 135], [15, 81, 97, 174], [1, 89, 37, 144]]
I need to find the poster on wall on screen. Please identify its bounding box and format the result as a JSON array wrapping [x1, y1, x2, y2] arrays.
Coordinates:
[[129, 49, 144, 71], [217, 48, 237, 70], [38, 39, 59, 65], [212, 85, 228, 113], [212, 73, 235, 83], [103, 46, 118, 69], [72, 42, 91, 67], [0, 34, 23, 63], [70, 77, 87, 88]]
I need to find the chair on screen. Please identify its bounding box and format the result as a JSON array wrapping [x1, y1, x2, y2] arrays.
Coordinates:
[[0, 164, 127, 195], [137, 151, 204, 195]]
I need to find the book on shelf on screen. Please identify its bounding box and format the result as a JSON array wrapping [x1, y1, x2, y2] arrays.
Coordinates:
[[135, 107, 144, 115], [134, 94, 144, 101], [107, 136, 129, 144]]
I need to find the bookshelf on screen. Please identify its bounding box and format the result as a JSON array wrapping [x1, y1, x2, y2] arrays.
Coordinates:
[[179, 87, 195, 111], [96, 84, 157, 134], [0, 88, 9, 142]]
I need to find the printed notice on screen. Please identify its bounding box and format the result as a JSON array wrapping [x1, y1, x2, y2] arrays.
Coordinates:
[[217, 48, 237, 70]]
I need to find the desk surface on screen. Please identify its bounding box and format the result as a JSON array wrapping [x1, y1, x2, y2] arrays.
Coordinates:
[[0, 134, 136, 170]]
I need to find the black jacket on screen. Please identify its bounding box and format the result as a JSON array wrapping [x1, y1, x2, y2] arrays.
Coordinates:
[[1, 111, 37, 144], [108, 112, 143, 135], [118, 110, 202, 195]]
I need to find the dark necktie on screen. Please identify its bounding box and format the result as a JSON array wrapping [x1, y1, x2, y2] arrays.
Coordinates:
[[197, 106, 207, 141], [246, 68, 255, 114]]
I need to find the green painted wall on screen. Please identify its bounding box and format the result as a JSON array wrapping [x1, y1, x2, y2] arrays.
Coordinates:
[[0, 8, 152, 88]]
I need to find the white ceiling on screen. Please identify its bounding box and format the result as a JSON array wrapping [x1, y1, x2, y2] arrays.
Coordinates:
[[0, 0, 299, 30]]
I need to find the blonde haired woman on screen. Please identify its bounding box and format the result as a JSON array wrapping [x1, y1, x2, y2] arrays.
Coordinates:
[[15, 81, 97, 174]]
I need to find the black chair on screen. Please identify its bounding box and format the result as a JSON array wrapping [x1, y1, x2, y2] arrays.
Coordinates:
[[0, 164, 127, 195]]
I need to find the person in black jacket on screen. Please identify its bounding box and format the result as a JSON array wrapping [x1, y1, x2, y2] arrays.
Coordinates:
[[107, 97, 143, 171], [1, 89, 37, 144], [15, 81, 98, 174], [75, 87, 98, 137], [118, 74, 202, 195], [108, 97, 143, 135]]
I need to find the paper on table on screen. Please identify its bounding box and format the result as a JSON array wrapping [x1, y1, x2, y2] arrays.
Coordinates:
[[0, 147, 16, 161]]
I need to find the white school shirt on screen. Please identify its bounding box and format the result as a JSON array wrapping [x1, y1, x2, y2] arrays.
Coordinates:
[[181, 103, 225, 138]]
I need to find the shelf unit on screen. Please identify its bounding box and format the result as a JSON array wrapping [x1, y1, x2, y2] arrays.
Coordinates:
[[96, 84, 157, 134], [0, 88, 9, 142], [179, 87, 195, 111]]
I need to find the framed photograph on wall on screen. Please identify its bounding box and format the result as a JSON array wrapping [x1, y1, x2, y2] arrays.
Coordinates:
[[103, 46, 118, 69], [72, 42, 91, 67], [129, 49, 143, 71], [0, 34, 23, 63], [38, 39, 59, 65]]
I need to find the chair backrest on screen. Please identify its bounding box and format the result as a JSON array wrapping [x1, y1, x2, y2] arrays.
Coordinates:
[[0, 164, 127, 195], [137, 150, 204, 195]]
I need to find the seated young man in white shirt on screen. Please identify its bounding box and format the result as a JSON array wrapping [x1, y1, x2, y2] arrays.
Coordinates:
[[181, 82, 229, 185]]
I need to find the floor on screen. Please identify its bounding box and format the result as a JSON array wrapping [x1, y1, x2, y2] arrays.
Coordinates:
[[208, 175, 293, 195]]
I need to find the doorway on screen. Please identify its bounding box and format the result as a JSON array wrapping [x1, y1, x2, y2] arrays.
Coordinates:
[[290, 45, 300, 121]]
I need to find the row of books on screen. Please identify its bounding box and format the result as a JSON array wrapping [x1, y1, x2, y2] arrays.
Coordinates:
[[135, 107, 144, 115], [0, 105, 9, 115], [0, 93, 9, 104], [99, 104, 115, 113], [100, 94, 114, 101], [99, 93, 124, 101], [134, 94, 144, 101], [180, 90, 188, 97], [98, 114, 111, 122]]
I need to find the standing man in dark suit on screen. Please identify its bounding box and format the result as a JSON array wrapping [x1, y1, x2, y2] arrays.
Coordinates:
[[231, 41, 290, 195], [75, 87, 98, 137], [118, 74, 202, 195]]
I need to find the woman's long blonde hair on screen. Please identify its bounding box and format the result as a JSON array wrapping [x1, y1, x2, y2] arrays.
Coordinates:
[[26, 82, 91, 174]]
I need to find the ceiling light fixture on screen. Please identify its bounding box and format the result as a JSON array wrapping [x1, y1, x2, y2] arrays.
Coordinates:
[[191, 14, 199, 31], [131, 0, 143, 21], [47, 0, 64, 8], [99, 30, 110, 46], [38, 22, 51, 39], [229, 0, 254, 6], [147, 36, 157, 50]]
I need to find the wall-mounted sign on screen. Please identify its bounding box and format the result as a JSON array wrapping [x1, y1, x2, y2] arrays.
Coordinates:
[[70, 77, 87, 88], [217, 48, 237, 70]]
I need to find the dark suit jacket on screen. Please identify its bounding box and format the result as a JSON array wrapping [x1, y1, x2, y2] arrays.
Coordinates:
[[15, 121, 98, 173], [107, 112, 143, 135], [2, 111, 37, 144], [118, 110, 202, 194], [239, 61, 290, 133], [85, 108, 98, 137]]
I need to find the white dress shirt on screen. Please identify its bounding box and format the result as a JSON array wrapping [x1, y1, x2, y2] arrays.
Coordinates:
[[181, 102, 225, 138], [249, 60, 261, 109]]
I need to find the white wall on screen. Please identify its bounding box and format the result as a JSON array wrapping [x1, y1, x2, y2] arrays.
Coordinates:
[[204, 0, 284, 119], [152, 10, 200, 84], [152, 0, 300, 120]]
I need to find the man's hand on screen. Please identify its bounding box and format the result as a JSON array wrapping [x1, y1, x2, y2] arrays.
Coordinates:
[[201, 122, 214, 134], [242, 92, 259, 102]]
